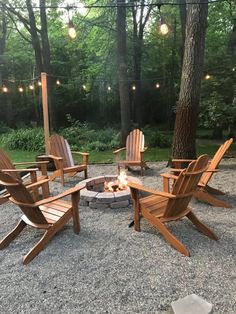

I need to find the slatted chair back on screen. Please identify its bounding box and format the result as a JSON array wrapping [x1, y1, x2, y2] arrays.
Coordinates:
[[126, 129, 145, 161], [0, 171, 48, 225], [199, 138, 233, 186], [0, 150, 22, 181], [50, 134, 75, 168], [163, 155, 209, 219]]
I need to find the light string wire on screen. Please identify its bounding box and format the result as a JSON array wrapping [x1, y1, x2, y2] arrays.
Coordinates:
[[0, 0, 228, 10]]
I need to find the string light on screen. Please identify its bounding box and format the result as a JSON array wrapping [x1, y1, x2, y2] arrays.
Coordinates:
[[156, 83, 160, 88], [2, 86, 8, 93], [82, 84, 86, 90], [132, 85, 136, 91], [67, 6, 76, 39], [29, 84, 34, 90], [158, 4, 169, 35], [38, 81, 42, 86], [205, 74, 211, 80], [18, 87, 24, 93], [233, 68, 235, 72], [56, 79, 61, 85], [107, 85, 111, 91]]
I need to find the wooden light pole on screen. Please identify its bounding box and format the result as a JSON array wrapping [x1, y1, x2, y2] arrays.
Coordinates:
[[41, 72, 50, 155]]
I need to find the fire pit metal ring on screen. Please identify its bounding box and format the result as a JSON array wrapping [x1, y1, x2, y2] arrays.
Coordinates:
[[77, 175, 142, 209]]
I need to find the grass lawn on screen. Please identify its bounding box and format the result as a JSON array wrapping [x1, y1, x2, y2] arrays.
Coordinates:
[[4, 143, 228, 164]]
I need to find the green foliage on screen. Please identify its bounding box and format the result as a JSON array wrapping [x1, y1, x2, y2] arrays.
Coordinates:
[[0, 128, 45, 152], [142, 127, 172, 148]]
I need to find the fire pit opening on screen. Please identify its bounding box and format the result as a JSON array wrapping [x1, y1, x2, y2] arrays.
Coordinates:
[[87, 171, 128, 193]]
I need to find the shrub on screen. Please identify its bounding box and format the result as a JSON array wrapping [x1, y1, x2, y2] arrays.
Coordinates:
[[142, 127, 172, 148], [0, 128, 45, 152]]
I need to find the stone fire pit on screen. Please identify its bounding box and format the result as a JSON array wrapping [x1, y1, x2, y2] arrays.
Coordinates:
[[77, 175, 141, 209]]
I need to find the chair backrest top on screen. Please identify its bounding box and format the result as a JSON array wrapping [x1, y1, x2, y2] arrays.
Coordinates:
[[126, 129, 145, 161], [0, 150, 21, 181], [0, 170, 48, 225], [200, 138, 233, 186], [50, 134, 74, 168], [164, 154, 209, 219]]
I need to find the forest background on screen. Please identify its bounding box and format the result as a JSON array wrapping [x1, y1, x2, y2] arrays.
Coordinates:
[[0, 0, 235, 160]]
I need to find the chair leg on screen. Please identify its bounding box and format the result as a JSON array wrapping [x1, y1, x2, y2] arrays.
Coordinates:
[[186, 211, 218, 240], [143, 209, 190, 256], [23, 228, 56, 264], [0, 220, 27, 249], [72, 193, 80, 234], [205, 185, 225, 195], [195, 190, 231, 208], [84, 169, 88, 179]]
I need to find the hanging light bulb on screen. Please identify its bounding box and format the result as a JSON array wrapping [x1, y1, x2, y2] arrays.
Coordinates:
[[67, 6, 76, 39], [205, 74, 211, 80], [68, 21, 76, 39], [158, 4, 169, 35], [18, 86, 24, 93], [29, 84, 34, 90], [132, 85, 136, 91], [2, 86, 8, 93], [82, 84, 86, 90], [56, 79, 61, 85], [38, 81, 42, 86], [107, 85, 111, 91], [156, 83, 160, 88]]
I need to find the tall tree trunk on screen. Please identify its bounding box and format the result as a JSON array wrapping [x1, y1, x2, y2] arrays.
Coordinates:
[[178, 0, 187, 61], [0, 11, 7, 85], [117, 0, 131, 145], [172, 0, 208, 159]]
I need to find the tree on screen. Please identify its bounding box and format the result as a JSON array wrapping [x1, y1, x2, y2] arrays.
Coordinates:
[[117, 0, 131, 145], [172, 0, 208, 158]]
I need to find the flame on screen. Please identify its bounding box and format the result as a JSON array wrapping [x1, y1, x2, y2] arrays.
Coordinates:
[[104, 171, 128, 192]]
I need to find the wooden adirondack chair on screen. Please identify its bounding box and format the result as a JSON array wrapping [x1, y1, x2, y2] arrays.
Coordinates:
[[128, 155, 218, 256], [163, 138, 233, 208], [0, 171, 83, 264], [0, 149, 49, 204], [113, 129, 148, 176], [49, 134, 89, 186]]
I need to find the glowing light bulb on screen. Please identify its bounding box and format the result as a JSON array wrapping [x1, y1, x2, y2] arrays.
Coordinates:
[[29, 84, 34, 90], [2, 86, 8, 93], [38, 81, 42, 86], [205, 74, 211, 80], [18, 87, 23, 93], [232, 68, 235, 72], [56, 79, 61, 85], [132, 85, 136, 91], [107, 85, 111, 91], [82, 84, 86, 90], [160, 22, 169, 35], [68, 21, 76, 39], [156, 83, 160, 88]]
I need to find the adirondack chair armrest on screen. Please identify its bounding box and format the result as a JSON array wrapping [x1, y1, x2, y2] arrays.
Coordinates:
[[25, 178, 50, 190], [128, 181, 175, 199], [72, 151, 89, 164], [113, 147, 126, 154], [172, 158, 195, 162], [160, 173, 179, 180], [34, 185, 84, 206], [170, 168, 183, 173], [48, 154, 63, 161], [13, 161, 49, 166], [1, 168, 38, 173]]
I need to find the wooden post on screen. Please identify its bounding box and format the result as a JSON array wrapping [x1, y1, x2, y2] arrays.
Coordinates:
[[41, 72, 50, 155]]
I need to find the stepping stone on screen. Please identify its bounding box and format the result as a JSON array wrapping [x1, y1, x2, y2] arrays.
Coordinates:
[[170, 294, 213, 314]]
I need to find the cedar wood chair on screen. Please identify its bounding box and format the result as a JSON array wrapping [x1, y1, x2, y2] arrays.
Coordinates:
[[0, 149, 49, 204], [163, 138, 233, 208], [49, 134, 89, 186], [0, 171, 83, 264], [113, 129, 148, 176], [128, 154, 218, 256]]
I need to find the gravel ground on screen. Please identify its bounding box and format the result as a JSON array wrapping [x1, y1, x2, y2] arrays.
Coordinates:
[[0, 160, 236, 314]]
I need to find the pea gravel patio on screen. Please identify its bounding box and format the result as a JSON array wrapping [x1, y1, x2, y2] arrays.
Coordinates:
[[0, 161, 235, 313]]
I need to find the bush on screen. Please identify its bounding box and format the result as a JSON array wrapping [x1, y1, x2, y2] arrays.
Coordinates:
[[142, 127, 172, 148], [0, 128, 45, 152]]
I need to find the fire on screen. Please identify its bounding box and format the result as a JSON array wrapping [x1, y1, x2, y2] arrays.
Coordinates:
[[104, 171, 128, 192]]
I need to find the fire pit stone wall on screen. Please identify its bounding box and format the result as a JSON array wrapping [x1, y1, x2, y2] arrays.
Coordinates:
[[77, 175, 141, 209]]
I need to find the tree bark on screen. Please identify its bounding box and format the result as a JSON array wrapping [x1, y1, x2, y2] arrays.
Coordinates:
[[117, 0, 131, 145], [0, 10, 7, 85], [172, 0, 208, 159]]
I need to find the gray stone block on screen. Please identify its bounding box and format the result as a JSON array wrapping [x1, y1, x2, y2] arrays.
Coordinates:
[[171, 294, 213, 314], [110, 200, 130, 209]]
